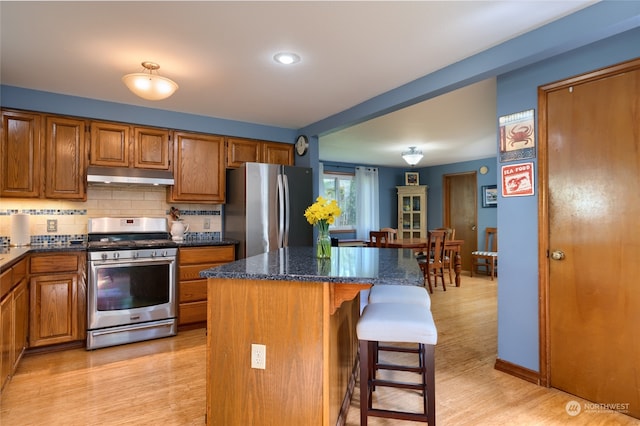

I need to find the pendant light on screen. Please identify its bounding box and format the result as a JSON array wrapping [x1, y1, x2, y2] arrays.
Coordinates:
[[122, 62, 178, 101], [401, 146, 423, 166]]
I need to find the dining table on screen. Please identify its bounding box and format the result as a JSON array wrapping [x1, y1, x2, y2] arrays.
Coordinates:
[[383, 237, 465, 287]]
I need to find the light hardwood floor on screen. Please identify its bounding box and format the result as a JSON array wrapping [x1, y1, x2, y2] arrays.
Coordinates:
[[0, 275, 636, 425]]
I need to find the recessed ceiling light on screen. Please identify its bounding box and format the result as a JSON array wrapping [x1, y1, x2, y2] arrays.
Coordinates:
[[273, 52, 301, 65]]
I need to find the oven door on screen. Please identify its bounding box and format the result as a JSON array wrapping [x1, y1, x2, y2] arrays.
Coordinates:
[[88, 256, 176, 330]]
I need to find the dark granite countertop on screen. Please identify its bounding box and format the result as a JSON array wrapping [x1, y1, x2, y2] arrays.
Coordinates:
[[175, 239, 238, 248], [0, 239, 238, 272], [200, 246, 423, 286]]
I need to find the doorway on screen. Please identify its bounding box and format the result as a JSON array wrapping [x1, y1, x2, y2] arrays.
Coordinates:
[[539, 58, 640, 418], [443, 172, 477, 272]]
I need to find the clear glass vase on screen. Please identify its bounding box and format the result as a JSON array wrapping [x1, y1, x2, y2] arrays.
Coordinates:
[[316, 222, 331, 259]]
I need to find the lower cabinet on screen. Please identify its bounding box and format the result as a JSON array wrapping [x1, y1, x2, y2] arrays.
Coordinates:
[[178, 245, 235, 327], [29, 252, 86, 347], [1, 258, 28, 392]]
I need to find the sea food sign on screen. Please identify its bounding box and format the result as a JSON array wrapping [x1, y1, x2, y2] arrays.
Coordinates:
[[501, 162, 535, 197]]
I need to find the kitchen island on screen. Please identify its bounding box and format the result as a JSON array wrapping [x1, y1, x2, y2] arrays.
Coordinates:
[[200, 246, 423, 426]]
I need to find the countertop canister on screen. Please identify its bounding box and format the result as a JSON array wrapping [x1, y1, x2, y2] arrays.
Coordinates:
[[10, 213, 30, 246]]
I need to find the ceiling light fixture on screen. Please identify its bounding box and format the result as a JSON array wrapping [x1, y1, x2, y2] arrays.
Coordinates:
[[273, 52, 301, 65], [122, 61, 178, 101], [401, 146, 423, 166]]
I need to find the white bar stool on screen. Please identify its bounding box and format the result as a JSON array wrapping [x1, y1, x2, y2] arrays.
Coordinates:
[[357, 302, 437, 425]]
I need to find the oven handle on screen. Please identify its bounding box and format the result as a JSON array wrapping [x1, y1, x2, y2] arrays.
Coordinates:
[[89, 319, 175, 336], [89, 257, 175, 267]]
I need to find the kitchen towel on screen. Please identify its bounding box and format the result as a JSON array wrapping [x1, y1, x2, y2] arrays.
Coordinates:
[[10, 213, 30, 246]]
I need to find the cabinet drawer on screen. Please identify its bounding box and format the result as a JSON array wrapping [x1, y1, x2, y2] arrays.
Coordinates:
[[30, 254, 79, 274], [179, 280, 207, 302], [12, 259, 27, 284], [1, 268, 12, 299], [179, 246, 235, 264], [179, 301, 207, 325], [179, 264, 220, 281]]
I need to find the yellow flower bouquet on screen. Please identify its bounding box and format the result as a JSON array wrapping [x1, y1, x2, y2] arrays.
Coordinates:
[[304, 196, 341, 258]]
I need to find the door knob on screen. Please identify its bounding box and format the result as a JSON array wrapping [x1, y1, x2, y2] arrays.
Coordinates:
[[471, 225, 476, 231], [550, 250, 565, 261]]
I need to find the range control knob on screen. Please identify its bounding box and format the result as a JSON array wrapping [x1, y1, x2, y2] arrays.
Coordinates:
[[151, 251, 156, 258], [101, 253, 108, 261], [133, 252, 139, 259], [113, 252, 120, 260]]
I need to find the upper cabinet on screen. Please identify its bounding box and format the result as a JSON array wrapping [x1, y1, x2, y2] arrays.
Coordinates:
[[45, 116, 87, 200], [1, 110, 42, 198], [226, 137, 293, 168], [90, 121, 170, 170], [1, 109, 86, 200], [169, 131, 225, 203]]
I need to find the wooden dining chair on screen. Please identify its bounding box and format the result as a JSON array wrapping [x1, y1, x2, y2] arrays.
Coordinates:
[[380, 227, 398, 242], [471, 227, 498, 280], [416, 229, 446, 293], [434, 227, 456, 284], [369, 231, 389, 247]]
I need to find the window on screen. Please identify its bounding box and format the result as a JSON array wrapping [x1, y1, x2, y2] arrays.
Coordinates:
[[322, 172, 356, 230]]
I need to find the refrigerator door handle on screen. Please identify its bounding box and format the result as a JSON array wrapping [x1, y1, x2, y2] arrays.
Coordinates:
[[283, 173, 290, 247], [277, 173, 285, 248]]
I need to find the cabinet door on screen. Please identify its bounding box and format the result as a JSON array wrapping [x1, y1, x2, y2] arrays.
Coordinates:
[[12, 279, 28, 369], [1, 110, 42, 198], [262, 142, 294, 166], [45, 116, 87, 200], [169, 132, 225, 203], [30, 273, 78, 347], [0, 292, 13, 390], [133, 127, 171, 170], [226, 137, 261, 168], [89, 121, 130, 167]]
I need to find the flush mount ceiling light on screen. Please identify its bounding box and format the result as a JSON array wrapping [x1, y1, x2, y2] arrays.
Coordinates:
[[273, 52, 301, 65], [122, 61, 178, 101], [401, 146, 423, 166]]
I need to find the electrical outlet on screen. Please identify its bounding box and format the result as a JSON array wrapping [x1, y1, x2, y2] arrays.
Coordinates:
[[251, 344, 266, 369], [47, 219, 58, 232], [203, 218, 211, 229]]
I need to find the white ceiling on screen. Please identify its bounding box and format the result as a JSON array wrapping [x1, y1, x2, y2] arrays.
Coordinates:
[[0, 1, 596, 167]]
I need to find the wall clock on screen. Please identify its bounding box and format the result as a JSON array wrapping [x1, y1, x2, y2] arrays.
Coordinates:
[[295, 135, 309, 156], [479, 166, 489, 175]]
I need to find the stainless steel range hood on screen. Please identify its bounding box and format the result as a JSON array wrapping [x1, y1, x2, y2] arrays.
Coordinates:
[[87, 166, 175, 185]]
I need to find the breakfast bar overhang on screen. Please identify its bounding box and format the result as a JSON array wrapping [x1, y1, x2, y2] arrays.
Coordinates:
[[200, 246, 424, 426]]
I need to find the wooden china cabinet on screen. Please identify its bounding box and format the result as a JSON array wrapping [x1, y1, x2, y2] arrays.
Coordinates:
[[397, 185, 428, 239]]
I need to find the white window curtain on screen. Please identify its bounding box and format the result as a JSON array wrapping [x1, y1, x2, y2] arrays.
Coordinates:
[[317, 162, 325, 198], [355, 166, 379, 240]]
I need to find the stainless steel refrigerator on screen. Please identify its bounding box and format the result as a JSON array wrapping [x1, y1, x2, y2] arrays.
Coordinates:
[[225, 162, 313, 259]]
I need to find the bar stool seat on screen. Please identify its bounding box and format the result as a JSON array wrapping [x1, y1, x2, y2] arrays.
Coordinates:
[[369, 285, 430, 308], [357, 302, 437, 425]]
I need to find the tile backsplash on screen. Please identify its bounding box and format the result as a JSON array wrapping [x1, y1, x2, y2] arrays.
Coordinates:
[[0, 184, 222, 245]]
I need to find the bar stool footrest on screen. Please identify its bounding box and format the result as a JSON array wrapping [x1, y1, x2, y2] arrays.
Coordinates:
[[378, 344, 421, 354], [367, 408, 429, 423], [376, 363, 423, 373], [371, 379, 424, 391]]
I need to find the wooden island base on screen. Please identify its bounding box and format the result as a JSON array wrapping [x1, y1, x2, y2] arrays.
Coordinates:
[[206, 277, 366, 426]]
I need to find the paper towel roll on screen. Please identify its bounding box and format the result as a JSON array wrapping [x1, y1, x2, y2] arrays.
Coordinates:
[[10, 213, 30, 247]]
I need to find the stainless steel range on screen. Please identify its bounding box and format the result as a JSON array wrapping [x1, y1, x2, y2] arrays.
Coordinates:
[[86, 217, 177, 350]]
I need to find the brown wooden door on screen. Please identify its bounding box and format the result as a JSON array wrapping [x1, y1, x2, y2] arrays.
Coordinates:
[[45, 115, 86, 200], [444, 172, 477, 272], [542, 59, 640, 418]]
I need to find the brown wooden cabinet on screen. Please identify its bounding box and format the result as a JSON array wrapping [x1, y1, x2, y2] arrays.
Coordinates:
[[90, 121, 170, 171], [1, 109, 87, 200], [169, 131, 225, 203], [29, 253, 86, 348], [262, 141, 293, 166], [45, 115, 87, 200], [1, 110, 42, 198], [226, 137, 294, 168], [0, 258, 28, 392], [178, 245, 235, 327]]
